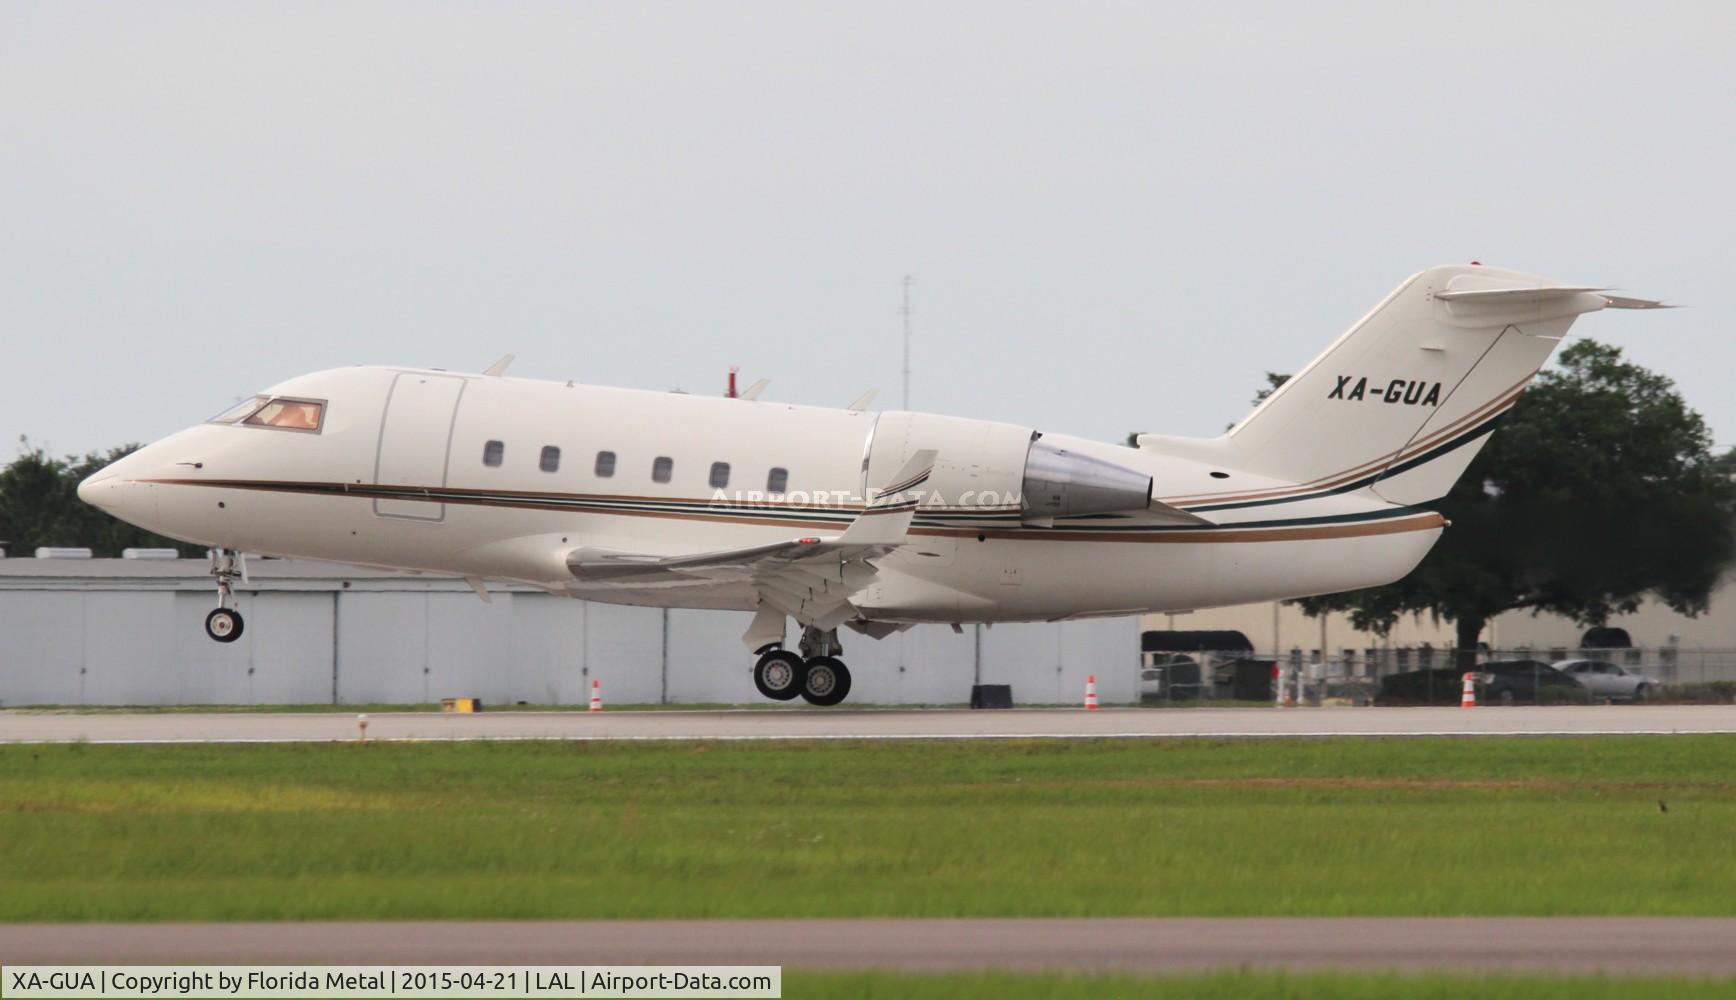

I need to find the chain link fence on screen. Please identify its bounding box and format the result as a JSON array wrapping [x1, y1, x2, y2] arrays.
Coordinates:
[[1139, 645, 1736, 704]]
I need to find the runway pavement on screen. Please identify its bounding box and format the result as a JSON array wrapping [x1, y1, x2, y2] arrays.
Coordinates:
[[4, 918, 1735, 973], [2, 704, 1734, 743]]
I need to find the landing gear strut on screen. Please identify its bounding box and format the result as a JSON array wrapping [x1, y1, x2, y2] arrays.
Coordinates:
[[205, 548, 245, 643]]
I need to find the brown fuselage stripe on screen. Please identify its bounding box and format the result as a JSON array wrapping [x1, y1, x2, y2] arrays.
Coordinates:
[[920, 513, 1445, 544], [1158, 373, 1534, 506], [137, 478, 1443, 544]]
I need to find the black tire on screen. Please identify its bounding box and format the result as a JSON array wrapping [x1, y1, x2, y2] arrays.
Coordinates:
[[753, 650, 806, 701], [1633, 683, 1651, 703], [205, 607, 244, 643], [800, 656, 852, 707], [1499, 688, 1516, 706]]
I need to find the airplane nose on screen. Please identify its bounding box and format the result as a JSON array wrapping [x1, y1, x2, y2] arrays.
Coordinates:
[[77, 472, 113, 511]]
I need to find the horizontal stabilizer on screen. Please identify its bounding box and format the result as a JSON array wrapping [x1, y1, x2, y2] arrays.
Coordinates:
[[1434, 287, 1670, 309], [1431, 285, 1604, 301], [1602, 295, 1674, 310]]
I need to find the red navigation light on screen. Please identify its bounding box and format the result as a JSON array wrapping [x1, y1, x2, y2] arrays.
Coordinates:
[[797, 537, 820, 544]]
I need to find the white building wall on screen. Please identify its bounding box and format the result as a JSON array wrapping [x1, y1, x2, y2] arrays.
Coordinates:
[[1143, 603, 1457, 657], [0, 562, 1139, 707]]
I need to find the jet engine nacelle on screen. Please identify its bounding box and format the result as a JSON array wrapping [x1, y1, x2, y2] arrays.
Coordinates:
[[865, 413, 1152, 522], [1020, 438, 1154, 520]]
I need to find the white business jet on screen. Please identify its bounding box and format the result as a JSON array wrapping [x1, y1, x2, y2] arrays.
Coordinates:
[[80, 265, 1662, 705]]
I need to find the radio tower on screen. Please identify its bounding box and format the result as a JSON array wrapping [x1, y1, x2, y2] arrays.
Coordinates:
[[900, 275, 914, 409]]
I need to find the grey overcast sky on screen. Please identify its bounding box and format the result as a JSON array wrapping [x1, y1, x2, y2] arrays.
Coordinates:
[[3, 1, 1733, 459]]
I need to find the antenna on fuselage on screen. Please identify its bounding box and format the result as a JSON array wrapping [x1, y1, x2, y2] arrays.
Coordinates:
[[900, 275, 914, 409]]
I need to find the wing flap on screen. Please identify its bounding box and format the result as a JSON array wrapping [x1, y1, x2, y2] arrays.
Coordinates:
[[571, 449, 940, 646]]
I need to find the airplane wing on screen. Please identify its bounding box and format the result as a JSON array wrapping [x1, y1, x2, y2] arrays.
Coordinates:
[[567, 450, 937, 632]]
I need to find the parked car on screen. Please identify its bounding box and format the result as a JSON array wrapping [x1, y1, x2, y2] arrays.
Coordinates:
[[1140, 655, 1206, 701], [1377, 667, 1470, 705], [1476, 660, 1590, 705], [1376, 661, 1589, 705], [1550, 659, 1655, 702]]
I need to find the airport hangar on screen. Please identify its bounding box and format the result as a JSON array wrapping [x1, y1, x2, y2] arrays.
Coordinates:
[[0, 553, 1135, 707]]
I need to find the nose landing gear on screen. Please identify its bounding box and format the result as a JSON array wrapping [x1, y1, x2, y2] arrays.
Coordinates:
[[205, 548, 246, 643], [751, 626, 853, 706]]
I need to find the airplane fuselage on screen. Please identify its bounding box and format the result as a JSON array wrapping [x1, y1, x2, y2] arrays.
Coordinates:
[[83, 363, 1442, 626]]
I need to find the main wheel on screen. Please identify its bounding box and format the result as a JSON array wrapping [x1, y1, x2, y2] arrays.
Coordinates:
[[800, 656, 852, 707], [753, 650, 806, 701], [205, 607, 244, 643]]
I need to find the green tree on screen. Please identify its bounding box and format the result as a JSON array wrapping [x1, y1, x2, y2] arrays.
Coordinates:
[[0, 440, 203, 557], [1249, 371, 1290, 408], [1294, 340, 1736, 664]]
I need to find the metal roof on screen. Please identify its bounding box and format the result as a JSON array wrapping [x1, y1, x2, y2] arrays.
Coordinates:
[[0, 557, 534, 593]]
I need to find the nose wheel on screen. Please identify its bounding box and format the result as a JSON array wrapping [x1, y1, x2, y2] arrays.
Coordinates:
[[205, 607, 244, 643], [205, 547, 247, 643]]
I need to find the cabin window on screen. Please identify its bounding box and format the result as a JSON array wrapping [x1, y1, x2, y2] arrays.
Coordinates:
[[482, 440, 505, 467], [767, 467, 789, 494], [540, 446, 561, 473], [595, 451, 616, 477], [709, 462, 731, 489], [652, 456, 673, 483]]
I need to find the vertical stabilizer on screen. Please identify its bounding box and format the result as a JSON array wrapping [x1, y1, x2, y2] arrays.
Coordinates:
[[1219, 265, 1631, 506]]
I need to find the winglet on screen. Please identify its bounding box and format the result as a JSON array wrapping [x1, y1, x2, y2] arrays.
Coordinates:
[[1602, 295, 1674, 310], [483, 354, 515, 377], [841, 449, 935, 545], [740, 378, 770, 401]]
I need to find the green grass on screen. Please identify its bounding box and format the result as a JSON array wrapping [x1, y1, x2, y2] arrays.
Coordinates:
[[784, 971, 1736, 999], [2, 736, 1734, 921]]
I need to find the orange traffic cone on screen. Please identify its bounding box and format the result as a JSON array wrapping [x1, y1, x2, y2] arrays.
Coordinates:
[[589, 678, 603, 713], [1084, 674, 1099, 710], [1460, 671, 1476, 708]]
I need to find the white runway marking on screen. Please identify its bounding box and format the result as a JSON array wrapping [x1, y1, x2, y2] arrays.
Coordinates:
[[6, 918, 1736, 973], [3, 705, 1734, 744]]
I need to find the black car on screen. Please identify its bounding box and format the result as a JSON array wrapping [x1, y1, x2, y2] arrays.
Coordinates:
[[1377, 667, 1474, 705], [1476, 660, 1590, 705], [1376, 660, 1589, 705]]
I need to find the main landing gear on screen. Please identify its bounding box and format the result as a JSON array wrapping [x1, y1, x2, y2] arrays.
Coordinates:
[[204, 548, 245, 643], [752, 626, 853, 706]]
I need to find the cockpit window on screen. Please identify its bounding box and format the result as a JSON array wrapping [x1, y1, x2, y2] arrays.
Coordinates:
[[208, 396, 269, 424], [209, 395, 326, 432], [243, 398, 324, 431]]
